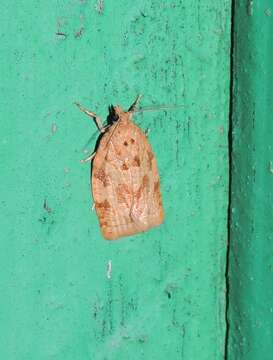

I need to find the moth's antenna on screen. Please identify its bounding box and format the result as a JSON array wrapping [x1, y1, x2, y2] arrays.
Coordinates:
[[128, 94, 142, 112], [74, 102, 106, 133], [135, 104, 185, 113], [74, 102, 97, 118]]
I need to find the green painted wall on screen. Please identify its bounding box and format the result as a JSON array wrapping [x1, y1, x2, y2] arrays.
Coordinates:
[[228, 1, 273, 359], [0, 1, 231, 359]]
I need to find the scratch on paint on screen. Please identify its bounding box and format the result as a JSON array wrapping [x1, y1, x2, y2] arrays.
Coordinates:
[[107, 260, 112, 279], [269, 161, 273, 174], [43, 199, 52, 213], [56, 32, 67, 39], [247, 0, 253, 16]]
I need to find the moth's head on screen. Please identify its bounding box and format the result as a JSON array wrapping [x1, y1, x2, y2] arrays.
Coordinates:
[[113, 105, 126, 118], [108, 105, 131, 124]]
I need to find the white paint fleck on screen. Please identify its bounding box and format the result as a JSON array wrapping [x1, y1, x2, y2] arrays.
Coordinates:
[[219, 126, 224, 134], [51, 123, 57, 134], [91, 203, 95, 211], [247, 0, 253, 16], [269, 161, 273, 174], [106, 260, 112, 279]]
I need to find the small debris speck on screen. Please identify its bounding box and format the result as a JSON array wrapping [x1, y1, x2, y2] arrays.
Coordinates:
[[56, 32, 67, 39], [75, 27, 84, 38], [43, 199, 52, 213], [51, 123, 57, 134]]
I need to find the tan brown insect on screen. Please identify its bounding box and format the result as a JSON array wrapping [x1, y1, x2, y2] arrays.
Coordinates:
[[75, 96, 164, 240]]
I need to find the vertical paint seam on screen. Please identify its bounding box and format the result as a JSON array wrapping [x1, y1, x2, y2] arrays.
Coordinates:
[[224, 1, 236, 359]]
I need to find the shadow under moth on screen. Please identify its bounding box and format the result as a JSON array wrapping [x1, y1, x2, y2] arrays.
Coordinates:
[[75, 95, 164, 240]]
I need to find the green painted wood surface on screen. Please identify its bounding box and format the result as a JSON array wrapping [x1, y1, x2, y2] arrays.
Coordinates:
[[228, 1, 273, 359], [0, 1, 231, 359]]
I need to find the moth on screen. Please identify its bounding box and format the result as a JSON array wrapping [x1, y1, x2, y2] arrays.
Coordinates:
[[75, 95, 164, 240]]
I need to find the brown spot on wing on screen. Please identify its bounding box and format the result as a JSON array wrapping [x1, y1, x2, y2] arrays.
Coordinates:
[[96, 199, 111, 210], [153, 180, 162, 205], [132, 155, 140, 167], [154, 181, 160, 193], [94, 168, 109, 187], [121, 163, 129, 170], [147, 150, 154, 170], [135, 186, 142, 201], [135, 175, 149, 200], [143, 175, 149, 187], [96, 201, 112, 230]]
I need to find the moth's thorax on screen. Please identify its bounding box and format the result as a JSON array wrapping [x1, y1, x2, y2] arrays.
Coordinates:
[[113, 105, 132, 123]]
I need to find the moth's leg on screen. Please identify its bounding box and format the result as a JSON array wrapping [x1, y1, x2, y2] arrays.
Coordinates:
[[145, 128, 151, 136], [74, 102, 106, 133], [128, 94, 142, 113], [80, 152, 96, 164]]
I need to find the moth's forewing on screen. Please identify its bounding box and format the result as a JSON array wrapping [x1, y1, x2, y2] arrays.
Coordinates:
[[92, 115, 164, 240]]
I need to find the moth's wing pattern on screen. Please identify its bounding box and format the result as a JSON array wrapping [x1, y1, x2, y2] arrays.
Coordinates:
[[92, 119, 164, 240]]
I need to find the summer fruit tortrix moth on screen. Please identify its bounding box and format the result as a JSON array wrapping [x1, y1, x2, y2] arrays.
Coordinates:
[[76, 95, 164, 240]]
